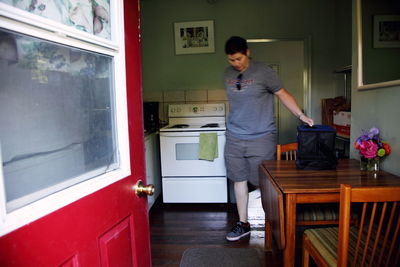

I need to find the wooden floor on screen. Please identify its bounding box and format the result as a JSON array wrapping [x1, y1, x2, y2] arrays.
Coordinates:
[[149, 189, 283, 267]]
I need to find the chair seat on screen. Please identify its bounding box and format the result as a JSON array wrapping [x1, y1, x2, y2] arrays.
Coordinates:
[[304, 225, 387, 267], [297, 205, 339, 222], [304, 227, 341, 266], [297, 204, 358, 223]]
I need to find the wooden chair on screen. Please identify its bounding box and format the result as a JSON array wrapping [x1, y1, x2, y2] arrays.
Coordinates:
[[302, 184, 400, 266], [276, 142, 298, 161], [262, 143, 347, 250]]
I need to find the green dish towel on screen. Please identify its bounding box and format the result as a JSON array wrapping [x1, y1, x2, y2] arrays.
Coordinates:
[[198, 133, 218, 161]]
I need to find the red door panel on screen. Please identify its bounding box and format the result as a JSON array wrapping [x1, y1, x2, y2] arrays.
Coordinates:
[[0, 1, 151, 266], [99, 216, 135, 267], [59, 255, 79, 267]]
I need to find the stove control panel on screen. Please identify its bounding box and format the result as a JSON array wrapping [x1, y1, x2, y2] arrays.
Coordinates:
[[168, 103, 225, 117]]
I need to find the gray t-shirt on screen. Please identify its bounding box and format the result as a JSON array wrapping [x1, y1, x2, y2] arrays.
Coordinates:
[[224, 61, 283, 139]]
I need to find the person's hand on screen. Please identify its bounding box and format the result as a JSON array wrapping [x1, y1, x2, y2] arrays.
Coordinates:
[[299, 114, 314, 127]]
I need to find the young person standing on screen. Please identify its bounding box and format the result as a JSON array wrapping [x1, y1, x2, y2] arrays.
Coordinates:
[[223, 36, 314, 241]]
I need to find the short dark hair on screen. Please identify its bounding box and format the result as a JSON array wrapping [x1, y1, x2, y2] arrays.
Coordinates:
[[225, 36, 248, 55]]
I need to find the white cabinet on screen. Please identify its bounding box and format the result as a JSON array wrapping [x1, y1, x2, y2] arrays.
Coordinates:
[[144, 133, 161, 210]]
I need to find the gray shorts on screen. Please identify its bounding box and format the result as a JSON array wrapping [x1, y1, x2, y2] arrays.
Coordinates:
[[224, 132, 276, 186]]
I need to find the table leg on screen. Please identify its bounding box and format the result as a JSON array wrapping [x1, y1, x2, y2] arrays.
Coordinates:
[[283, 194, 297, 267], [264, 217, 272, 250]]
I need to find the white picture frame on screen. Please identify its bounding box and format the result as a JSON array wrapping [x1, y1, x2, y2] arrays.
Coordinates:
[[174, 20, 215, 55]]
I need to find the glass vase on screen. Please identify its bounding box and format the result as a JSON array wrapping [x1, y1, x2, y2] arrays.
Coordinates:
[[360, 156, 380, 171]]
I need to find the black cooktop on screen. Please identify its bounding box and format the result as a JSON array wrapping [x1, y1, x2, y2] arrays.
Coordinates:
[[169, 124, 189, 129], [201, 123, 219, 128]]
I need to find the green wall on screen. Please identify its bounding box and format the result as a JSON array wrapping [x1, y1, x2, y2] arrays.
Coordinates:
[[350, 0, 400, 175], [140, 0, 352, 122]]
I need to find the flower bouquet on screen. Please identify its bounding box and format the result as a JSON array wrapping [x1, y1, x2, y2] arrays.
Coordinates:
[[354, 127, 391, 171]]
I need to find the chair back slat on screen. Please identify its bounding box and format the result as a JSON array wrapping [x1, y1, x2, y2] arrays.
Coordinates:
[[377, 202, 397, 266], [284, 151, 297, 160], [360, 203, 377, 266], [351, 202, 367, 267], [369, 202, 387, 267], [385, 215, 400, 267]]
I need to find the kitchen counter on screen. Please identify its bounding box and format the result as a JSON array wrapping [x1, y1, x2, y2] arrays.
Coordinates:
[[144, 132, 161, 210]]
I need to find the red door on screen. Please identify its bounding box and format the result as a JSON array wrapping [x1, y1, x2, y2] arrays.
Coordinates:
[[0, 1, 151, 266]]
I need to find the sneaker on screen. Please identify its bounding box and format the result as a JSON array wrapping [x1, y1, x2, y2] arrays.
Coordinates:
[[226, 221, 251, 241]]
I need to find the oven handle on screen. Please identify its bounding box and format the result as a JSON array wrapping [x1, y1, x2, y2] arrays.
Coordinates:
[[159, 132, 225, 137]]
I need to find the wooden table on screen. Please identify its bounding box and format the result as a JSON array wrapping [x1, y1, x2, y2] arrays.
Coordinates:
[[258, 159, 400, 267]]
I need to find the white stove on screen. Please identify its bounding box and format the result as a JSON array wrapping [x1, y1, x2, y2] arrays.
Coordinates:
[[159, 103, 227, 203]]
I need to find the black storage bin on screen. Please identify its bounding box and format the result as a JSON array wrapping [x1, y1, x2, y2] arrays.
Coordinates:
[[296, 125, 337, 170]]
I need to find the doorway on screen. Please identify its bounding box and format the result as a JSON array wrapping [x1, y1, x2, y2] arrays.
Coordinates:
[[247, 39, 311, 144]]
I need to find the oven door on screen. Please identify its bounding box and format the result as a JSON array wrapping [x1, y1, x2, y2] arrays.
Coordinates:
[[159, 131, 226, 177]]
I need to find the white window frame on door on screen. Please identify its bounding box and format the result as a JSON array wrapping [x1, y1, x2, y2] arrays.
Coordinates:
[[0, 1, 131, 237]]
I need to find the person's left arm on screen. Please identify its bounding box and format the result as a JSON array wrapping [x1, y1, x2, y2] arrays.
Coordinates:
[[274, 88, 314, 126]]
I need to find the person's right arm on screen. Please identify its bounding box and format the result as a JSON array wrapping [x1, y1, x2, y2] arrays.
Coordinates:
[[274, 88, 314, 126]]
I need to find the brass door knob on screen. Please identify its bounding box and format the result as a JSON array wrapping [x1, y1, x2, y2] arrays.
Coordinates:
[[133, 180, 155, 197]]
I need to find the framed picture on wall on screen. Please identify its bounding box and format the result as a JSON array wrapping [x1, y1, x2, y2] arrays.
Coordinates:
[[174, 20, 215, 55], [373, 15, 400, 48]]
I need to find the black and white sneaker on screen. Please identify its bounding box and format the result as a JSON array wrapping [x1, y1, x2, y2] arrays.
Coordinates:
[[226, 221, 251, 241]]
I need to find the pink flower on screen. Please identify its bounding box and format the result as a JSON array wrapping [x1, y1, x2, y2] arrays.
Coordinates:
[[359, 140, 378, 159]]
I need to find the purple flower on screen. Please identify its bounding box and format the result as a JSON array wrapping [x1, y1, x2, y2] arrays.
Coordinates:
[[368, 127, 379, 138]]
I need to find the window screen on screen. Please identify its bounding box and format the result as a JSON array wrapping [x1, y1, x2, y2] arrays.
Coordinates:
[[0, 28, 118, 212]]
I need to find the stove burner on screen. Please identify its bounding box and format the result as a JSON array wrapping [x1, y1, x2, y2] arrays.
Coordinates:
[[169, 124, 189, 129], [201, 123, 219, 128]]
